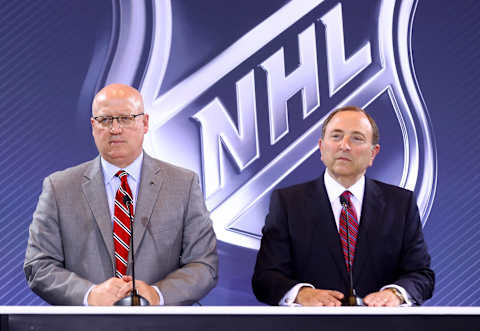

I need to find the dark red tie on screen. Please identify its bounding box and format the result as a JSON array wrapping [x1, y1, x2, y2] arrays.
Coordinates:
[[113, 170, 133, 278], [339, 191, 359, 272]]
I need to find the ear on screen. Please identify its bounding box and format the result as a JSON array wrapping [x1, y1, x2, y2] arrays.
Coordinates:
[[369, 144, 380, 166], [318, 138, 326, 164], [143, 113, 149, 134]]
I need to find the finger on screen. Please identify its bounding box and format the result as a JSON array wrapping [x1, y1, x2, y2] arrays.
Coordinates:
[[109, 277, 127, 288], [324, 295, 342, 306], [369, 297, 384, 306], [379, 293, 397, 306], [331, 301, 342, 307], [365, 299, 379, 307], [307, 299, 324, 307], [118, 282, 133, 297], [379, 297, 390, 307], [311, 294, 340, 307], [325, 300, 338, 307], [122, 275, 133, 282], [328, 291, 345, 300], [370, 295, 388, 307], [385, 295, 401, 307], [363, 294, 378, 306]]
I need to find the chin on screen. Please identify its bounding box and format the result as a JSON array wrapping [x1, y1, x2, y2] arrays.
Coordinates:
[[105, 153, 128, 165], [332, 166, 353, 175]]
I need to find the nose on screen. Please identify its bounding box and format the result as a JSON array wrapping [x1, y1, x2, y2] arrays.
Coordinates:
[[339, 136, 351, 151], [109, 118, 122, 133]]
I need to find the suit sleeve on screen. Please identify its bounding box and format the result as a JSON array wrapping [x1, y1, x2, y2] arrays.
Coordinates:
[[252, 190, 299, 305], [24, 177, 94, 305], [154, 173, 218, 305], [394, 192, 435, 305]]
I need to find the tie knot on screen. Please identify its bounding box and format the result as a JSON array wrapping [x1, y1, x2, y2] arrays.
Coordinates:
[[341, 191, 352, 200], [115, 170, 128, 183], [340, 191, 352, 207]]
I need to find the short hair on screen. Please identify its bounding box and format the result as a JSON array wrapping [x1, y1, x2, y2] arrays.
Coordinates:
[[321, 106, 379, 145]]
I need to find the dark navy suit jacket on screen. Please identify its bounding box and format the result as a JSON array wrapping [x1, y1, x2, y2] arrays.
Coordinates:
[[252, 175, 434, 305]]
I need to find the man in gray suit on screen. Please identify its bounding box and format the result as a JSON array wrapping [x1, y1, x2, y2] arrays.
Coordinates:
[[24, 84, 218, 306]]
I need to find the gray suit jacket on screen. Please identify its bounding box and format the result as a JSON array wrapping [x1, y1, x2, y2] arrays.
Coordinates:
[[24, 153, 218, 305]]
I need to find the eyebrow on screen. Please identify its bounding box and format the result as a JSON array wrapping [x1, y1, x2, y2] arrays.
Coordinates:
[[329, 129, 367, 138], [351, 131, 367, 137]]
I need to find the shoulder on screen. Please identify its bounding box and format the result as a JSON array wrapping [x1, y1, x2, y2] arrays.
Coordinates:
[[47, 158, 98, 185], [36, 158, 100, 201], [274, 177, 323, 201], [144, 153, 196, 179], [367, 178, 415, 202], [143, 154, 206, 207], [143, 153, 199, 192]]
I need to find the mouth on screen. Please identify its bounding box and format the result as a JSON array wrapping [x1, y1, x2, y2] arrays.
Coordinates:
[[336, 156, 351, 162], [109, 140, 126, 145]]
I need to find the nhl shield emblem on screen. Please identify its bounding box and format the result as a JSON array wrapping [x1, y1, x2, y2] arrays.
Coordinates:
[[103, 0, 436, 250]]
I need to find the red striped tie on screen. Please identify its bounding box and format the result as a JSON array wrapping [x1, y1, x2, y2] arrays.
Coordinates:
[[113, 170, 133, 278], [339, 191, 359, 272]]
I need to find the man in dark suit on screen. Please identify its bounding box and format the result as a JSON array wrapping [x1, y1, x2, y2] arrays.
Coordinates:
[[252, 106, 434, 306], [24, 84, 218, 305]]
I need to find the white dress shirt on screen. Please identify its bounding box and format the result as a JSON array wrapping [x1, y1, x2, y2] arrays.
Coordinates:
[[279, 171, 412, 306]]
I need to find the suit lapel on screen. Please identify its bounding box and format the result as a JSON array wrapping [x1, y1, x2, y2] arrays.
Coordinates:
[[352, 178, 385, 284], [81, 157, 115, 271], [132, 153, 164, 255], [308, 176, 349, 285]]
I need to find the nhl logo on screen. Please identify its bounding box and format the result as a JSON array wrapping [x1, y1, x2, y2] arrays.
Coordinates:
[[103, 0, 436, 250]]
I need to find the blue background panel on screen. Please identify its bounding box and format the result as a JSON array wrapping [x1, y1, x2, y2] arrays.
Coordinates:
[[0, 0, 479, 306]]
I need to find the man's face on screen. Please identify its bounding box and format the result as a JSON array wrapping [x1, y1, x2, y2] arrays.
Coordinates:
[[319, 111, 380, 185], [91, 91, 149, 168]]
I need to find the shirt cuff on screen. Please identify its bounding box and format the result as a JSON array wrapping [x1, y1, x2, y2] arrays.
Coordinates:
[[83, 285, 95, 306], [380, 284, 413, 306], [151, 285, 164, 306], [279, 283, 314, 306]]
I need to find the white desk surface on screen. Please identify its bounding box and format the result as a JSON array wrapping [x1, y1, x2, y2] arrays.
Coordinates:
[[0, 306, 477, 315]]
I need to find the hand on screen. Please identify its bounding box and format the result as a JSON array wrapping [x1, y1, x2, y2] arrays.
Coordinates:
[[87, 277, 132, 306], [127, 278, 160, 305], [363, 289, 402, 307], [295, 287, 344, 306]]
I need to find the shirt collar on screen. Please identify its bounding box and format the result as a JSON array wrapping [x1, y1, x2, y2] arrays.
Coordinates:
[[324, 170, 365, 204], [101, 152, 144, 185]]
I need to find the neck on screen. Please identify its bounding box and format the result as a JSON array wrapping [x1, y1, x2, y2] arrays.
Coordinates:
[[102, 151, 143, 169], [328, 170, 363, 189]]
